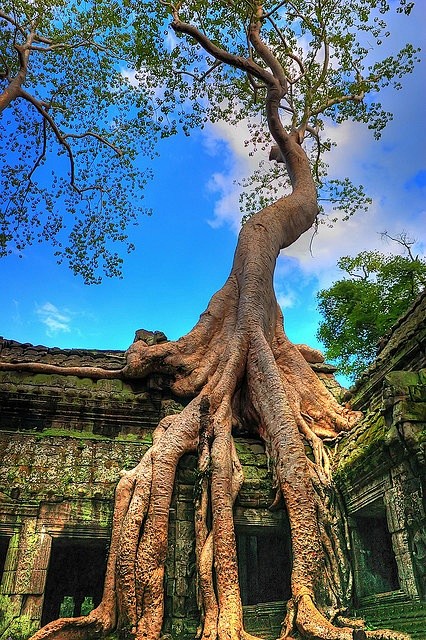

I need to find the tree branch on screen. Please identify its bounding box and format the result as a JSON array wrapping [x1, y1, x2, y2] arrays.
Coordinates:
[[310, 90, 365, 117], [262, 1, 287, 20], [265, 14, 306, 82], [0, 28, 34, 113], [249, 4, 288, 94], [0, 11, 26, 37], [175, 59, 222, 83], [170, 13, 275, 86], [18, 87, 77, 183], [63, 131, 123, 157]]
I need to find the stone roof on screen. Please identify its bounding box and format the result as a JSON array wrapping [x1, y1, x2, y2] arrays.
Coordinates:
[[0, 337, 126, 370], [0, 336, 341, 392]]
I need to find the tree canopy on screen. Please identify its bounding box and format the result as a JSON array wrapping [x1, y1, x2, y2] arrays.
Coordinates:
[[0, 0, 158, 283], [1, 0, 419, 283], [317, 234, 426, 379], [133, 0, 418, 218]]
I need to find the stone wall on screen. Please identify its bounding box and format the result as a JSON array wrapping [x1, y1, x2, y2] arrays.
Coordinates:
[[0, 431, 150, 622], [334, 291, 426, 638]]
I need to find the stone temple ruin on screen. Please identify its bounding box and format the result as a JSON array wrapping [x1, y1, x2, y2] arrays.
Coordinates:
[[0, 291, 425, 638]]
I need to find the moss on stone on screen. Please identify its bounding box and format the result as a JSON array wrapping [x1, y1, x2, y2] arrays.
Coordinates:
[[334, 413, 387, 482], [33, 428, 106, 440]]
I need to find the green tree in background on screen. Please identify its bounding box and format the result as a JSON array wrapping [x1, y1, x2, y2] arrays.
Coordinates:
[[317, 233, 426, 379]]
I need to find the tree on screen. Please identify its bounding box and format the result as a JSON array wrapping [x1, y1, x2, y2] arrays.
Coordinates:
[[0, 0, 159, 283], [317, 234, 426, 379], [0, 2, 419, 640]]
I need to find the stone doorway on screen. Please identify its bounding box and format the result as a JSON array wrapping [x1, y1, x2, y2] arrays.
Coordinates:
[[41, 537, 108, 625], [352, 499, 400, 598], [0, 535, 9, 582], [236, 528, 292, 605]]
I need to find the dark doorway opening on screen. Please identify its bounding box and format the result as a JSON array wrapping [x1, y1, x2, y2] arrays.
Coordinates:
[[237, 527, 291, 605], [354, 500, 399, 597], [41, 537, 108, 625], [0, 536, 10, 582]]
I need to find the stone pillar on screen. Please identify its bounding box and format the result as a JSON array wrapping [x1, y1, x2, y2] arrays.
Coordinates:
[[1, 532, 19, 596], [347, 517, 371, 601], [384, 466, 418, 598], [11, 518, 52, 622]]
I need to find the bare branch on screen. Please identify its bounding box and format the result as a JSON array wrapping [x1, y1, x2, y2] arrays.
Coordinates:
[[266, 14, 306, 81], [249, 5, 288, 94], [0, 51, 10, 79], [63, 131, 123, 157], [380, 230, 417, 262], [11, 117, 49, 214], [27, 116, 48, 184], [30, 38, 112, 54], [16, 84, 123, 195], [310, 91, 365, 117], [0, 10, 26, 37], [175, 60, 222, 83], [312, 37, 330, 94], [262, 1, 287, 20], [18, 87, 79, 189]]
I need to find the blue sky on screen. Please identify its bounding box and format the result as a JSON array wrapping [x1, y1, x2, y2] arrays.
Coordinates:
[[1, 4, 425, 383]]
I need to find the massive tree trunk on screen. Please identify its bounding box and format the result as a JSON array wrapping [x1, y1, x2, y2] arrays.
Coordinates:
[[19, 127, 409, 640]]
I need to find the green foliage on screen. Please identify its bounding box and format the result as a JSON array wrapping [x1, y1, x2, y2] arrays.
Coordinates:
[[130, 1, 419, 223], [0, 0, 158, 283], [316, 235, 426, 379], [0, 595, 37, 640], [1, 1, 420, 279]]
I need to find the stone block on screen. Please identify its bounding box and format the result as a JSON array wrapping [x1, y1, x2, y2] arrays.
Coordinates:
[[418, 369, 426, 384], [25, 569, 47, 595], [177, 468, 196, 484], [177, 484, 193, 501], [409, 385, 426, 402], [174, 576, 188, 596], [393, 401, 426, 424], [391, 530, 410, 560], [4, 543, 19, 571], [385, 372, 419, 387], [176, 501, 193, 522], [92, 461, 121, 484], [22, 594, 44, 619], [1, 570, 16, 593], [171, 597, 187, 619], [176, 521, 194, 539], [175, 536, 193, 551]]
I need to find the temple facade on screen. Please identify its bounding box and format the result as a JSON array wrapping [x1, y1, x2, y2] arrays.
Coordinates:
[[0, 291, 425, 639]]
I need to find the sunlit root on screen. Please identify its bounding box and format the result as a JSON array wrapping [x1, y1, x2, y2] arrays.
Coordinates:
[[335, 615, 366, 629], [28, 308, 368, 640], [295, 594, 354, 640]]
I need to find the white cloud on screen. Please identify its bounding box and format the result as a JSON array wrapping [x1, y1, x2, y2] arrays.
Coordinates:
[[12, 299, 23, 327], [276, 289, 297, 310], [35, 302, 72, 336], [202, 119, 270, 231]]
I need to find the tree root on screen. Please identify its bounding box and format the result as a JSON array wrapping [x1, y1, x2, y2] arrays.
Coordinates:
[[22, 252, 404, 640], [26, 310, 409, 640]]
